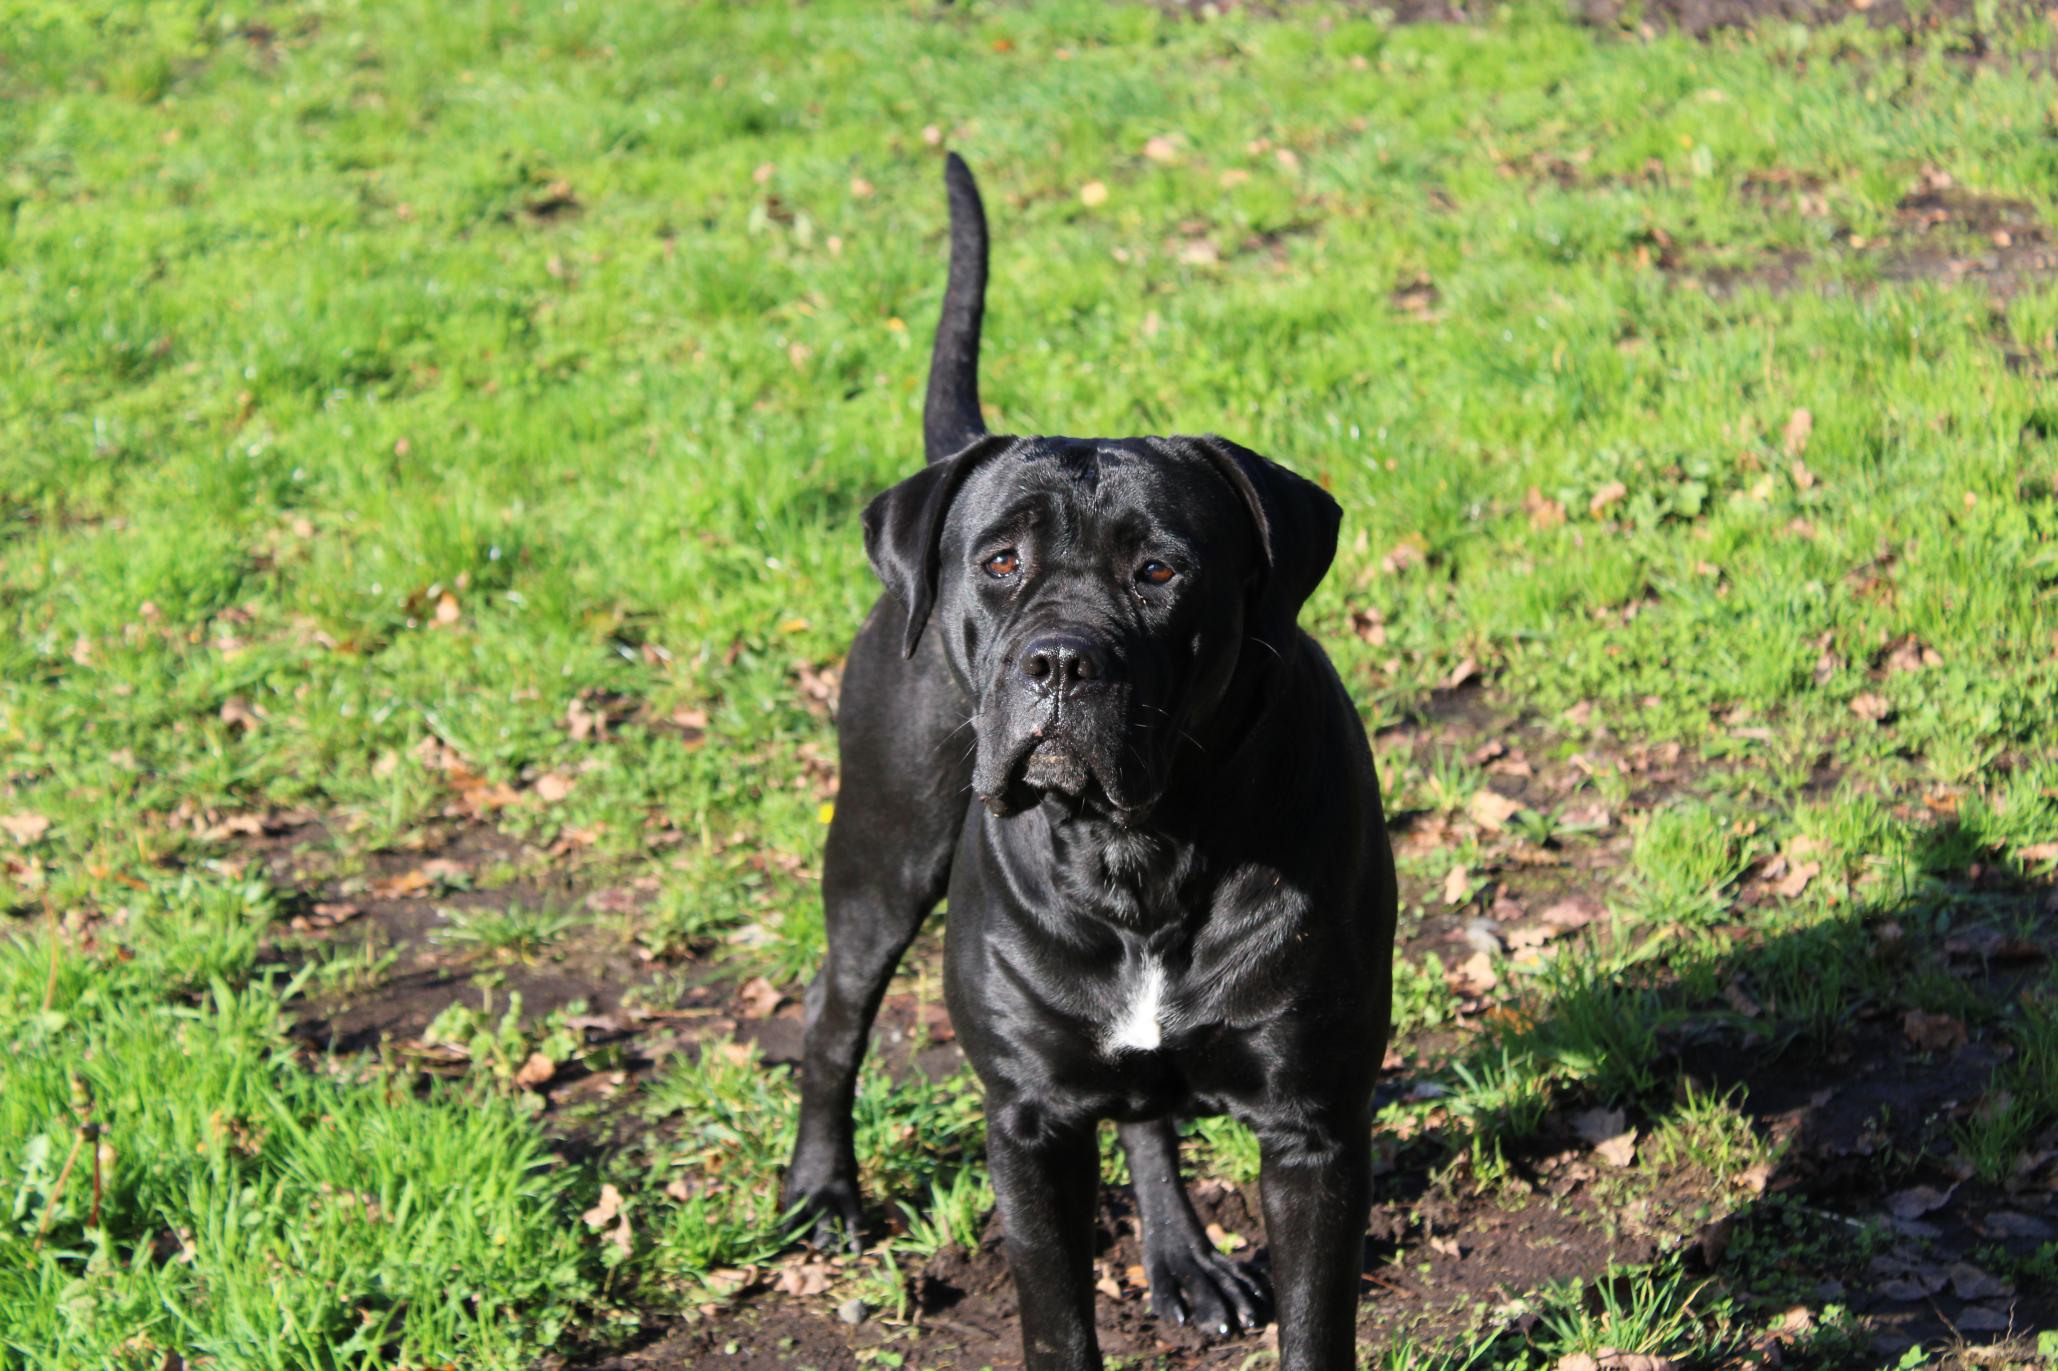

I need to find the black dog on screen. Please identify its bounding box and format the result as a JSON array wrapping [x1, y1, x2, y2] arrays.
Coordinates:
[[785, 155, 1397, 1371]]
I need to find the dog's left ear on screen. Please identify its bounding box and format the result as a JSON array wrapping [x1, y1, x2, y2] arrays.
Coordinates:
[[1191, 435, 1342, 644], [862, 435, 1011, 658]]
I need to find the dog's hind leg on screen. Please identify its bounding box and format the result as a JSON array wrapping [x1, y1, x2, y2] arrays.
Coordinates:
[[1118, 1120, 1272, 1336], [784, 609, 970, 1250]]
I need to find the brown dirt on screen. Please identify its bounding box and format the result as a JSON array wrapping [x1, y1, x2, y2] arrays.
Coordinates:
[[1569, 0, 2043, 40], [1691, 174, 2058, 306], [1162, 0, 2050, 39]]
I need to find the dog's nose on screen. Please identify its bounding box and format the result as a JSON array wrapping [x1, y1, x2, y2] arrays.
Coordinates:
[[1017, 633, 1112, 694]]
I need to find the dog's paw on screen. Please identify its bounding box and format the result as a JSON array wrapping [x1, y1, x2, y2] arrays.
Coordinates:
[[782, 1173, 866, 1254], [1142, 1234, 1271, 1337]]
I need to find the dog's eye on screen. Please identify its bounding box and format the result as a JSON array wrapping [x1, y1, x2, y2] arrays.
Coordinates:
[[982, 549, 1021, 578], [1136, 560, 1177, 586]]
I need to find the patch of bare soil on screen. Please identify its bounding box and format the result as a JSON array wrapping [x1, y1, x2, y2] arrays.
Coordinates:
[[237, 815, 734, 1138], [1161, 0, 2049, 40], [270, 824, 599, 1047], [1570, 0, 2042, 40], [1686, 172, 2057, 307], [1157, 0, 1500, 22], [1878, 175, 2057, 300]]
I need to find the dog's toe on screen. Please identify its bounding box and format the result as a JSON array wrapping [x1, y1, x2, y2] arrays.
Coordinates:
[[1144, 1240, 1271, 1337], [783, 1176, 865, 1254]]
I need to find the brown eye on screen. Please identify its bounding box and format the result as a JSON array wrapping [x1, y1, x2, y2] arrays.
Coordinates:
[[983, 549, 1020, 578], [1137, 560, 1176, 586]]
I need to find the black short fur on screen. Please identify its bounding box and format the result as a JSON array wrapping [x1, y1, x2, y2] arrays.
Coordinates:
[[785, 154, 1399, 1371]]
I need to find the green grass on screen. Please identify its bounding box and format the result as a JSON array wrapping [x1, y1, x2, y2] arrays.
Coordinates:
[[7, 0, 2058, 1364], [0, 880, 604, 1367]]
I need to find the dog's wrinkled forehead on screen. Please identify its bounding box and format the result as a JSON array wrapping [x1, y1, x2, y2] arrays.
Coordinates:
[[945, 436, 1253, 549]]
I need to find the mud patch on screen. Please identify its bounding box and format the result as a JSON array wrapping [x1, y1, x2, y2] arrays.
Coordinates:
[[1161, 0, 2049, 40], [1686, 174, 2058, 305], [1571, 0, 2042, 40]]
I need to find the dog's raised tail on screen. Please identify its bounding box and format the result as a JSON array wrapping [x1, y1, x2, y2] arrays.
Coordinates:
[[924, 153, 989, 464]]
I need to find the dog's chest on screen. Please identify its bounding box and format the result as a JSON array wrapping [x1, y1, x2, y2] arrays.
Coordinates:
[[1103, 955, 1171, 1054]]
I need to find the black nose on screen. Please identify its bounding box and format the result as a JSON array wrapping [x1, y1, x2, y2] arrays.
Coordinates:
[[1017, 633, 1113, 694]]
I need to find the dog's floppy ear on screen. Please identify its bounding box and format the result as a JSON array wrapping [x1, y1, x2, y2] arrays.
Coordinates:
[[862, 435, 1012, 657], [1191, 435, 1342, 645]]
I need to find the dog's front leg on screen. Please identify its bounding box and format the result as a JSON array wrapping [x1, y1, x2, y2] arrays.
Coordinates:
[[1119, 1119, 1271, 1334], [987, 1100, 1103, 1371], [1258, 1124, 1371, 1371]]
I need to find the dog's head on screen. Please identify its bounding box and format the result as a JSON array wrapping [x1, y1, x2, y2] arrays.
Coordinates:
[[863, 435, 1339, 824]]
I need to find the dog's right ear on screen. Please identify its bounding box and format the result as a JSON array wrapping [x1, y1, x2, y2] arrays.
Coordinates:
[[862, 435, 1011, 657]]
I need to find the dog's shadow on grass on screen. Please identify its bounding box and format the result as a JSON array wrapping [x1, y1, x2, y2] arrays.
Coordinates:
[[1354, 819, 2056, 1362]]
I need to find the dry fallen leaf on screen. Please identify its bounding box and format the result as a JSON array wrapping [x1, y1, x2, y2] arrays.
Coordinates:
[[1382, 536, 1428, 575], [1783, 407, 1813, 456], [1602, 1356, 1679, 1371], [220, 697, 264, 732], [1588, 480, 1628, 517], [1593, 1129, 1638, 1168], [1538, 898, 1599, 931], [777, 1259, 834, 1297], [566, 696, 608, 742], [370, 868, 435, 899], [0, 813, 51, 845], [1886, 1184, 1955, 1220], [1468, 790, 1525, 832], [703, 1266, 754, 1298], [1771, 860, 1820, 899], [288, 901, 362, 933], [533, 772, 575, 804], [738, 977, 784, 1020], [1078, 180, 1108, 207], [1947, 1261, 2011, 1301], [1142, 135, 1179, 163], [1447, 950, 1499, 996], [582, 1183, 623, 1229], [1849, 692, 1892, 723], [1901, 1010, 1968, 1052], [1525, 485, 1566, 529], [515, 1051, 556, 1090], [1442, 865, 1471, 905]]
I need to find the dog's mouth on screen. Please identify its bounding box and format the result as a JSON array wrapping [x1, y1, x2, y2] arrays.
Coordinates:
[[978, 728, 1159, 825], [1019, 736, 1092, 796]]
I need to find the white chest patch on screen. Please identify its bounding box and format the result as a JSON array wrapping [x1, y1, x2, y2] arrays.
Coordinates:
[[1104, 959, 1168, 1055]]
